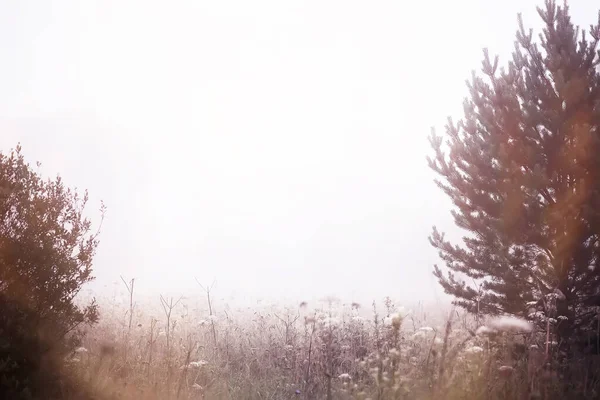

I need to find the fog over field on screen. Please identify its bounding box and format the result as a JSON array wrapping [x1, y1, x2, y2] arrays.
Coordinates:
[[5, 1, 600, 399], [0, 0, 596, 307]]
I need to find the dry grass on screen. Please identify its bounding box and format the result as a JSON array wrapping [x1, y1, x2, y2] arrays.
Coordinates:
[[63, 289, 600, 400]]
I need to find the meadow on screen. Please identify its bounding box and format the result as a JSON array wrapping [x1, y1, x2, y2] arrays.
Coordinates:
[[63, 281, 596, 400]]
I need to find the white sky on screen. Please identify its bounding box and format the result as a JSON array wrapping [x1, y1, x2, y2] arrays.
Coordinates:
[[1, 1, 597, 305]]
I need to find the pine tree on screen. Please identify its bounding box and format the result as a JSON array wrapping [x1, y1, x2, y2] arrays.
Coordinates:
[[429, 1, 600, 351]]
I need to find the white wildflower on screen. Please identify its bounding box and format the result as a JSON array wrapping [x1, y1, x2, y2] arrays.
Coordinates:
[[465, 346, 484, 354], [526, 300, 538, 306], [411, 331, 426, 339], [475, 326, 497, 336], [488, 316, 533, 333], [557, 315, 568, 321], [188, 360, 209, 368], [338, 373, 351, 380]]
